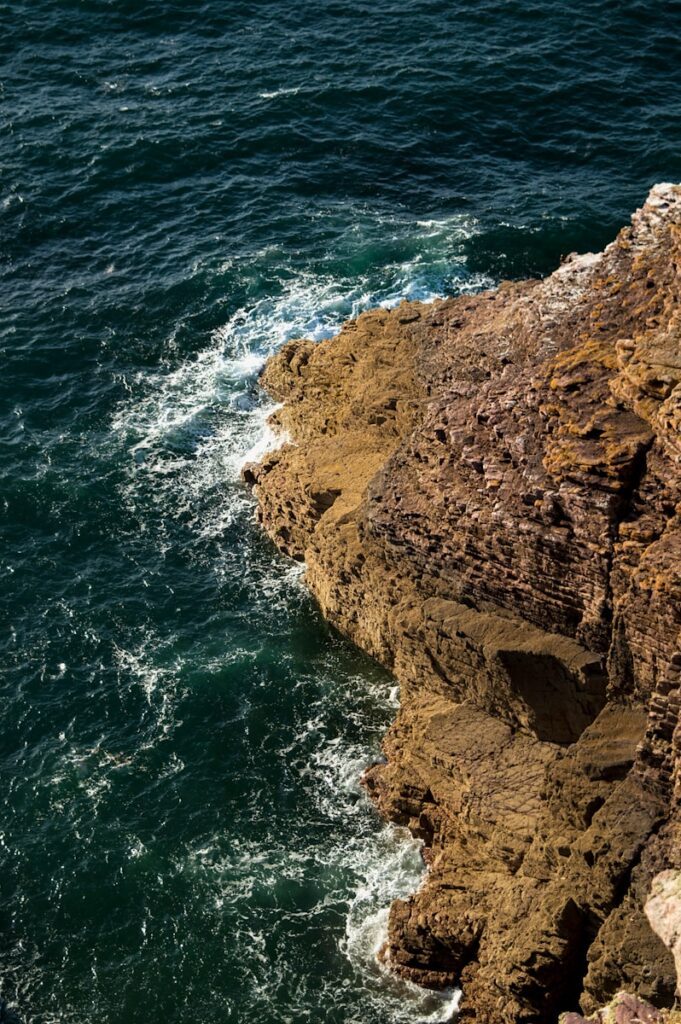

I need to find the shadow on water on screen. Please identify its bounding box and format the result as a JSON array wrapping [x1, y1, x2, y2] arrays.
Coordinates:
[[462, 216, 625, 280]]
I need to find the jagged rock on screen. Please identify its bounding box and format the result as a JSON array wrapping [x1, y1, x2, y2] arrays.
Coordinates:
[[246, 184, 681, 1020]]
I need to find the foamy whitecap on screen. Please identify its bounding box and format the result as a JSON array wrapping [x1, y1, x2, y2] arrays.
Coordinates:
[[258, 86, 302, 100], [235, 402, 289, 474]]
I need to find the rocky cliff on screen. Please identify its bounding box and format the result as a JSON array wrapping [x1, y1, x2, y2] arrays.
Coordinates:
[[244, 184, 681, 1022]]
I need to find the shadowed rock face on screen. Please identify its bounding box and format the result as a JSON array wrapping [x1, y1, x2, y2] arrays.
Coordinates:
[[245, 184, 681, 1022]]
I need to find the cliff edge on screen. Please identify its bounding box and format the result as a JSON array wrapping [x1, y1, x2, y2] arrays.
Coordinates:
[[244, 184, 681, 1022]]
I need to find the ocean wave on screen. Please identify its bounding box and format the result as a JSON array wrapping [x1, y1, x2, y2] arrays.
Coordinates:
[[258, 87, 303, 100]]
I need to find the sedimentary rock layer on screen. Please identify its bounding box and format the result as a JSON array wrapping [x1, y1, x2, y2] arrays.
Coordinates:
[[244, 184, 681, 1022]]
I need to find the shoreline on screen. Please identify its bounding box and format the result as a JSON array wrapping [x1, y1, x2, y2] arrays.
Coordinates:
[[245, 184, 681, 1022]]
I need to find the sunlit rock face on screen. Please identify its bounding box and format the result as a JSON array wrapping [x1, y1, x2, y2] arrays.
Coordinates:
[[246, 185, 681, 1022]]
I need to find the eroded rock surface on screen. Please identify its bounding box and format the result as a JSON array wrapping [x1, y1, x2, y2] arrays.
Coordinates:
[[245, 184, 681, 1021]]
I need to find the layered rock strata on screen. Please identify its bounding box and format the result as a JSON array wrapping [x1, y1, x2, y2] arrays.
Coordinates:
[[244, 184, 681, 1021]]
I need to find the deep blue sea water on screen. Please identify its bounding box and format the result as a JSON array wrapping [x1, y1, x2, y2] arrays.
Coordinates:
[[2, 2, 681, 1021]]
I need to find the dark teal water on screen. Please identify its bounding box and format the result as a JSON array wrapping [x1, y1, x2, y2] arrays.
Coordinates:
[[2, 2, 681, 1021]]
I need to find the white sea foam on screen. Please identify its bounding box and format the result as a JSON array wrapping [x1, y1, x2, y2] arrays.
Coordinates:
[[343, 823, 425, 958], [180, 713, 461, 1023], [111, 265, 451, 555], [343, 826, 462, 1021], [111, 208, 488, 477], [275, 659, 461, 1020], [235, 402, 288, 474], [105, 241, 485, 1020], [258, 86, 302, 100]]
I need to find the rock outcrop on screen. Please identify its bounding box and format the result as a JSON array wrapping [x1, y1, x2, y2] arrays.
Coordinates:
[[244, 184, 681, 1021]]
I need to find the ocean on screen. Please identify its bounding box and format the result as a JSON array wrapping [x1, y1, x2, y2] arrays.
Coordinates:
[[2, 1, 680, 1021]]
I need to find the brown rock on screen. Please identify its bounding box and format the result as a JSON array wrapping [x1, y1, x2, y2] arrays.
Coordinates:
[[246, 184, 681, 1020]]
